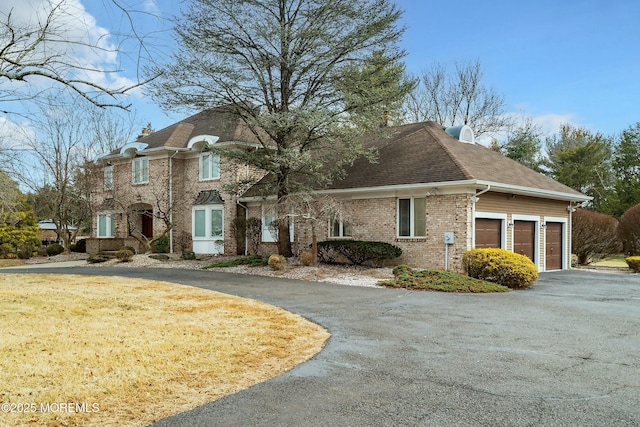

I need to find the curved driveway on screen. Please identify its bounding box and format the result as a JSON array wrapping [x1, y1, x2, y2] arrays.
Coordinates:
[[3, 267, 639, 426]]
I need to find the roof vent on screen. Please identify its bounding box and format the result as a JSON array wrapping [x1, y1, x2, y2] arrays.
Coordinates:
[[445, 125, 475, 144]]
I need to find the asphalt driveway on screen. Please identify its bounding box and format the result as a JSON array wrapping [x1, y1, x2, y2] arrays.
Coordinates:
[[2, 267, 639, 426]]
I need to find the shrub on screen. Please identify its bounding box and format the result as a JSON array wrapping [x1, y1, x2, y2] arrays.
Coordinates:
[[572, 208, 621, 264], [181, 250, 196, 260], [618, 204, 640, 255], [122, 245, 136, 254], [204, 255, 267, 269], [380, 268, 510, 293], [46, 243, 64, 256], [246, 217, 262, 255], [16, 243, 34, 259], [149, 254, 170, 261], [268, 254, 287, 271], [87, 254, 109, 264], [299, 251, 314, 266], [625, 256, 640, 273], [71, 238, 87, 253], [115, 249, 134, 262], [462, 248, 538, 289], [231, 217, 247, 255], [153, 235, 169, 253], [317, 240, 402, 266], [37, 246, 47, 257]]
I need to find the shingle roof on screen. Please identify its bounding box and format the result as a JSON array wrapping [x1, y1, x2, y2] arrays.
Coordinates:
[[132, 108, 262, 150], [326, 121, 585, 197]]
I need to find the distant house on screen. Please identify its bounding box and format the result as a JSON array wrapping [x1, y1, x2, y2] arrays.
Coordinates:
[[89, 110, 590, 272], [38, 220, 77, 245]]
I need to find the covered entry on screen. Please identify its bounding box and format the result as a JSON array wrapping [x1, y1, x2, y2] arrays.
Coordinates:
[[545, 222, 563, 270], [475, 218, 502, 248], [514, 220, 536, 262]]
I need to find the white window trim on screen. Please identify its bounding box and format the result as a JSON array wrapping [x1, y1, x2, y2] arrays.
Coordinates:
[[397, 197, 426, 238], [199, 152, 220, 181], [192, 206, 224, 241], [97, 213, 115, 238], [260, 205, 295, 243], [104, 166, 113, 190], [328, 218, 352, 238], [262, 205, 278, 243], [132, 157, 149, 184], [543, 216, 568, 271], [511, 214, 541, 271]]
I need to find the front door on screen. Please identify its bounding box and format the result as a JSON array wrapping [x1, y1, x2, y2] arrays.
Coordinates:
[[546, 222, 563, 270], [514, 220, 535, 262], [141, 211, 153, 238]]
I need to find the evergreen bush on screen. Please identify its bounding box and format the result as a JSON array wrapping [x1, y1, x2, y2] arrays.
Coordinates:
[[625, 256, 640, 273], [71, 239, 87, 253], [317, 240, 402, 266], [46, 243, 64, 256], [462, 248, 538, 289], [153, 235, 169, 253]]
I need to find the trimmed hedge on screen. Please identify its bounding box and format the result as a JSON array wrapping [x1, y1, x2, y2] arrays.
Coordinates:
[[46, 243, 64, 256], [462, 248, 538, 289], [625, 256, 640, 273], [317, 240, 402, 266]]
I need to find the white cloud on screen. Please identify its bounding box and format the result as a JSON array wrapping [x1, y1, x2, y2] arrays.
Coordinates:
[[0, 0, 139, 97]]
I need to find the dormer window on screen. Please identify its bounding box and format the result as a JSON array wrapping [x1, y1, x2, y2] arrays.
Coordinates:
[[132, 157, 149, 184], [200, 152, 220, 181]]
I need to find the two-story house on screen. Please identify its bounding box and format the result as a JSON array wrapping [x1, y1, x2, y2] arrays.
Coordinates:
[[90, 110, 590, 272]]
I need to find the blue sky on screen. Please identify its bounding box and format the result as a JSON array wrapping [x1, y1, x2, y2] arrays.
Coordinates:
[[3, 0, 639, 142], [395, 0, 640, 137]]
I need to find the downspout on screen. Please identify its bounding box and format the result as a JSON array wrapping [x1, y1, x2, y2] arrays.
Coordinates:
[[471, 185, 491, 248], [237, 201, 249, 255], [568, 201, 577, 269], [169, 150, 179, 254]]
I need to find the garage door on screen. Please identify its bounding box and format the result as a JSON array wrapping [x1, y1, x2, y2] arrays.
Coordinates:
[[475, 218, 501, 248], [514, 220, 535, 262], [546, 222, 563, 270]]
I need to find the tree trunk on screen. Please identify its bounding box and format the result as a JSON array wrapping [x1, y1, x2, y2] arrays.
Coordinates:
[[277, 220, 293, 257], [312, 232, 318, 265]]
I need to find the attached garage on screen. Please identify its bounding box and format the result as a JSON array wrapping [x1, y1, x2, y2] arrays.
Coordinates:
[[475, 218, 502, 249], [545, 222, 563, 270], [513, 220, 536, 262]]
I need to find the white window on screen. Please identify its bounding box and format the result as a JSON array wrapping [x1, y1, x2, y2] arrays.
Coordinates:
[[132, 157, 149, 184], [329, 218, 352, 238], [192, 207, 224, 240], [97, 213, 115, 238], [398, 197, 426, 237], [262, 205, 278, 242], [104, 166, 113, 190], [200, 152, 220, 181]]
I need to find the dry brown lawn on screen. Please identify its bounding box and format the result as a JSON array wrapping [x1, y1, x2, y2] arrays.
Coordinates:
[[0, 274, 329, 427]]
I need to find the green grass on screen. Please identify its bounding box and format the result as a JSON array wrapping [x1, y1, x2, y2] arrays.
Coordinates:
[[379, 268, 510, 293], [203, 255, 268, 269]]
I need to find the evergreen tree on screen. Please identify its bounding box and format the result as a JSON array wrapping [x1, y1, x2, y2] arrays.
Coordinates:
[[605, 123, 640, 218], [0, 171, 39, 258], [545, 124, 612, 210]]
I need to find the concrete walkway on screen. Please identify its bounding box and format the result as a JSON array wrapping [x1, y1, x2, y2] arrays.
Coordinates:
[[1, 267, 639, 426]]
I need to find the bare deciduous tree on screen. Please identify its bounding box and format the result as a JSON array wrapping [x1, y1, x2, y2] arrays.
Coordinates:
[[0, 0, 161, 113], [404, 60, 510, 136]]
